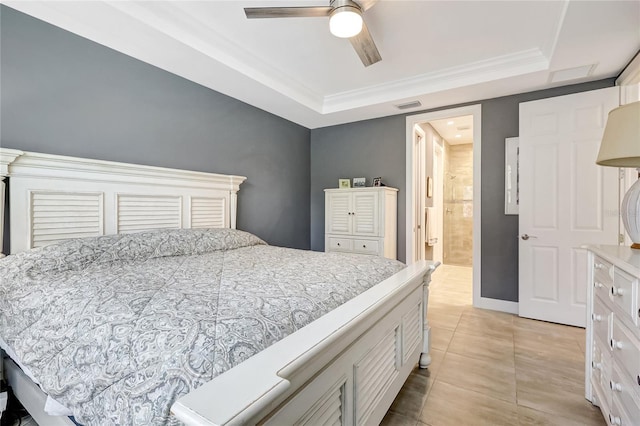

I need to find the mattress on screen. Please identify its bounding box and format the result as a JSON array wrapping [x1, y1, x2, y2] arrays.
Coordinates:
[[0, 228, 404, 425], [0, 336, 71, 416]]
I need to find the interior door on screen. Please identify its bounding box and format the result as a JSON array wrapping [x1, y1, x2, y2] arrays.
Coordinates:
[[519, 87, 620, 327], [413, 129, 426, 261]]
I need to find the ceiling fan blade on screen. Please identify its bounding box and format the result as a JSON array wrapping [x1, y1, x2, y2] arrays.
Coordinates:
[[355, 0, 377, 11], [349, 20, 381, 66], [245, 7, 333, 19]]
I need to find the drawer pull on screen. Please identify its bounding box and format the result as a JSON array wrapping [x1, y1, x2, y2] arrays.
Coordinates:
[[592, 361, 602, 370], [609, 380, 622, 392], [637, 375, 640, 386], [610, 286, 624, 296], [337, 243, 341, 246], [594, 282, 603, 289], [595, 263, 605, 270], [362, 244, 366, 248], [609, 414, 621, 425], [591, 313, 602, 322], [610, 339, 623, 350]]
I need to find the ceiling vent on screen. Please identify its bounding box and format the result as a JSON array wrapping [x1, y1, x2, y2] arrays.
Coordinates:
[[395, 100, 422, 110], [549, 64, 596, 83]]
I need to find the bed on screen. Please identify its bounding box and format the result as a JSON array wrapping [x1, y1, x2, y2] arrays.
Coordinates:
[[0, 148, 437, 426]]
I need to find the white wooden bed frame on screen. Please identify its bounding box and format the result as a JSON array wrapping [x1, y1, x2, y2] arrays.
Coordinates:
[[0, 148, 437, 426]]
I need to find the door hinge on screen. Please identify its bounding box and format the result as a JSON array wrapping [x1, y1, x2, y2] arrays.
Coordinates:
[[619, 233, 625, 244]]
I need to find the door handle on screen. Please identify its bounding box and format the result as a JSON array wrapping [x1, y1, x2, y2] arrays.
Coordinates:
[[521, 234, 537, 241]]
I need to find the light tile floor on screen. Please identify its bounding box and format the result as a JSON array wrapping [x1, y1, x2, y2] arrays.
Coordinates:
[[381, 264, 606, 426]]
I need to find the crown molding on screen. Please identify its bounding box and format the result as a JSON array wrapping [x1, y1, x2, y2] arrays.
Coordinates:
[[323, 49, 549, 113]]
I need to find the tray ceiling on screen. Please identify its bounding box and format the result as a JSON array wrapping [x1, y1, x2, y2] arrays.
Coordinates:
[[5, 1, 640, 128]]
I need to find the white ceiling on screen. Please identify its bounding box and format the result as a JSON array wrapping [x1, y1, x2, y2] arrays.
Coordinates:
[[5, 1, 640, 129], [430, 115, 473, 145]]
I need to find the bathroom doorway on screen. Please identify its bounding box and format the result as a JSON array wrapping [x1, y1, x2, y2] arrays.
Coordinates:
[[429, 115, 473, 267], [405, 104, 482, 308]]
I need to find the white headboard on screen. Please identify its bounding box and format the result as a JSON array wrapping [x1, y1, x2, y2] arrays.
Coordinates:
[[0, 149, 246, 255]]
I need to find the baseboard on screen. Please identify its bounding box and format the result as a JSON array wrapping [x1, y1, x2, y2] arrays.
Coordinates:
[[474, 297, 519, 314]]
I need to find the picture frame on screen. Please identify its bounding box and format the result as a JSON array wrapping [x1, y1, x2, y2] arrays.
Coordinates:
[[353, 177, 366, 187], [505, 137, 519, 215], [373, 177, 382, 187], [339, 178, 351, 189]]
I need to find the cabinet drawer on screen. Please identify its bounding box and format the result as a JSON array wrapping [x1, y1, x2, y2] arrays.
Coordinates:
[[610, 364, 640, 422], [609, 392, 635, 426], [611, 319, 640, 384], [593, 296, 612, 347], [592, 338, 613, 409], [594, 256, 614, 286], [352, 239, 379, 255], [328, 237, 353, 252], [611, 269, 637, 325]]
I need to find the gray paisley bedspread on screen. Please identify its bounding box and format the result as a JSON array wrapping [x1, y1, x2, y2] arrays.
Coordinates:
[[0, 229, 404, 425]]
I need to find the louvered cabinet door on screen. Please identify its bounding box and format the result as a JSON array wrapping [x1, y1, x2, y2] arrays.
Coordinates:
[[352, 191, 379, 236], [326, 192, 353, 235]]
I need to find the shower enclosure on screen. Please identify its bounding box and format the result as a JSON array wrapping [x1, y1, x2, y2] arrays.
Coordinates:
[[443, 143, 473, 266]]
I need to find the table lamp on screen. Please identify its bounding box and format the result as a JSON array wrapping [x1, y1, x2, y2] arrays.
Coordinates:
[[596, 101, 640, 249]]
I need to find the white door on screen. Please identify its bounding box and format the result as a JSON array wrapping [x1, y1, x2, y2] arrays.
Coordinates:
[[327, 192, 352, 235], [413, 129, 426, 261], [433, 140, 444, 263], [353, 191, 379, 236], [519, 87, 620, 327]]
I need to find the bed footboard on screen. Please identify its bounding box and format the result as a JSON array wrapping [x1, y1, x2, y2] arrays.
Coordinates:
[[172, 261, 437, 426]]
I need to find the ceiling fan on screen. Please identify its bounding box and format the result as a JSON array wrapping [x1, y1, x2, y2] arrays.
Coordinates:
[[244, 0, 381, 67]]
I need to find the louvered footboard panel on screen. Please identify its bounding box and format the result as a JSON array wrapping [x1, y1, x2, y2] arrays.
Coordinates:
[[354, 327, 399, 426]]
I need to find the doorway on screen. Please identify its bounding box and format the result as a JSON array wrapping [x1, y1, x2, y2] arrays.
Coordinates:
[[406, 104, 485, 310]]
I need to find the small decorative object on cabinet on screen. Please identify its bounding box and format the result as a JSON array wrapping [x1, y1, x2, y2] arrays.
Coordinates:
[[585, 246, 640, 425], [373, 177, 382, 187], [338, 178, 350, 188], [353, 177, 366, 187], [324, 187, 398, 259]]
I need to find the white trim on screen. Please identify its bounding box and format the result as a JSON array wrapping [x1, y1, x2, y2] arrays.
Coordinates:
[[616, 51, 640, 86], [475, 297, 519, 315], [324, 49, 548, 113], [406, 104, 485, 309]]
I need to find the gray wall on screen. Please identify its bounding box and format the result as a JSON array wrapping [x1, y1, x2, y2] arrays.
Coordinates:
[[0, 6, 311, 250], [311, 78, 615, 302]]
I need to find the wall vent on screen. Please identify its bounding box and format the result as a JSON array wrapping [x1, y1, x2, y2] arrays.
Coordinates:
[[395, 100, 422, 110]]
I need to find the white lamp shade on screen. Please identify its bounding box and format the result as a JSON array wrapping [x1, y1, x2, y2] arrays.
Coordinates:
[[596, 101, 640, 167], [329, 7, 363, 38], [596, 100, 640, 249]]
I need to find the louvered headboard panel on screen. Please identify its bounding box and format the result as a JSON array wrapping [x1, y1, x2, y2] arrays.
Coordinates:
[[0, 149, 246, 254]]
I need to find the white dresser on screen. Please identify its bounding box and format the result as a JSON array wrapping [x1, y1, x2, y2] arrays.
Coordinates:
[[324, 187, 397, 259], [586, 246, 640, 425]]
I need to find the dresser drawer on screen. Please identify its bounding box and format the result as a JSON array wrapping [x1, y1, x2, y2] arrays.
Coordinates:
[[592, 337, 613, 409], [594, 267, 614, 304], [611, 318, 640, 383], [611, 269, 637, 325], [594, 256, 615, 287], [327, 237, 353, 252], [609, 392, 636, 426], [610, 364, 640, 423], [593, 296, 613, 347], [352, 239, 379, 255]]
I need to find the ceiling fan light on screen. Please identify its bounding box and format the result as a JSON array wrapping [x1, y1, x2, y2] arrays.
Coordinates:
[[329, 7, 363, 38]]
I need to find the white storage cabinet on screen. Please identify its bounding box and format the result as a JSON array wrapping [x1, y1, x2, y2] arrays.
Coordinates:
[[324, 187, 398, 259], [586, 246, 640, 425]]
